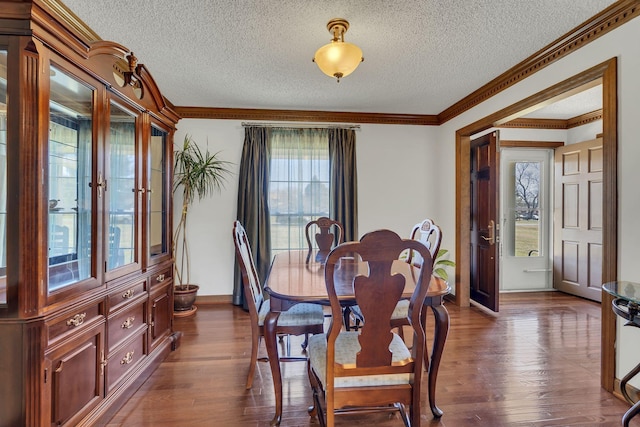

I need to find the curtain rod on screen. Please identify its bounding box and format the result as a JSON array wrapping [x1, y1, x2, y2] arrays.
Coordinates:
[[241, 122, 360, 130]]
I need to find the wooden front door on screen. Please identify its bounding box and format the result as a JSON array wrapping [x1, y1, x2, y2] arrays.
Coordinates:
[[553, 137, 603, 302], [470, 132, 500, 312]]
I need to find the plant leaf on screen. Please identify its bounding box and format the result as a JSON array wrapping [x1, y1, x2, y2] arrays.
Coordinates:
[[436, 259, 456, 268], [433, 268, 448, 281]]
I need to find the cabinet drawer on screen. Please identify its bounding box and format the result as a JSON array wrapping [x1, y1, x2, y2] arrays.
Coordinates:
[[149, 266, 172, 288], [108, 280, 147, 313], [108, 299, 147, 352], [106, 331, 146, 393], [47, 303, 104, 346]]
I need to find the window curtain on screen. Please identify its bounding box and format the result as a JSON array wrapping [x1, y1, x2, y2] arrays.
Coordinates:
[[270, 128, 329, 253], [329, 128, 358, 241], [233, 127, 272, 308]]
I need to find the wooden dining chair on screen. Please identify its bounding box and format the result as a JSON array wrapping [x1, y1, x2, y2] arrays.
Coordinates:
[[232, 221, 325, 389], [405, 218, 442, 267], [391, 218, 443, 339], [306, 229, 434, 426], [304, 217, 359, 329], [305, 217, 344, 265]]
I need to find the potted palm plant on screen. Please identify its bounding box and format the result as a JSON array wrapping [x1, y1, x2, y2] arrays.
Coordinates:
[[173, 134, 232, 315]]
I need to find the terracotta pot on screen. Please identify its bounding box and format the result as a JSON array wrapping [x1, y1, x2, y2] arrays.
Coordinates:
[[174, 284, 199, 312]]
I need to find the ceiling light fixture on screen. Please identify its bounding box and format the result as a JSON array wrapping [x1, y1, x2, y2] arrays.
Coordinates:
[[313, 18, 364, 83]]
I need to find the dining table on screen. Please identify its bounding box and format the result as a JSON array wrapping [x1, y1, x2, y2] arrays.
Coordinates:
[[263, 249, 451, 426]]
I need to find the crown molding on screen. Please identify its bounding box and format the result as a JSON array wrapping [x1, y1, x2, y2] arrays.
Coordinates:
[[499, 140, 564, 148], [174, 106, 439, 126], [499, 109, 603, 130], [568, 109, 603, 128], [499, 118, 567, 130]]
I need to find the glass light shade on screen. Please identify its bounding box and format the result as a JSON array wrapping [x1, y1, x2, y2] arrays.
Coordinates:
[[314, 41, 363, 80]]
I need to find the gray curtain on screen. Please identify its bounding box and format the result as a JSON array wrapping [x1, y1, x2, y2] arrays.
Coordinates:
[[233, 127, 272, 308], [329, 128, 358, 241]]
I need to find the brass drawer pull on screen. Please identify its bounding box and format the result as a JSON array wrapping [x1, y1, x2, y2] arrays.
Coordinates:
[[122, 289, 135, 299], [156, 274, 165, 282], [121, 316, 135, 329], [120, 350, 135, 365], [66, 312, 86, 327]]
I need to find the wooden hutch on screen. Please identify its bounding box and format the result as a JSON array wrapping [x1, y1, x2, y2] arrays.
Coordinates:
[[0, 1, 180, 425]]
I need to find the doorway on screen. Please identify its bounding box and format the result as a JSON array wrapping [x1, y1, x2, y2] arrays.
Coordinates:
[[454, 58, 618, 390]]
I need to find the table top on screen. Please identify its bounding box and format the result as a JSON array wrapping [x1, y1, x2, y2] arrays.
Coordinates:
[[265, 250, 450, 308], [603, 281, 640, 304]]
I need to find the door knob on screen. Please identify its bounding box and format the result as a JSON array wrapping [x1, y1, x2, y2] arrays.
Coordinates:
[[481, 220, 495, 245]]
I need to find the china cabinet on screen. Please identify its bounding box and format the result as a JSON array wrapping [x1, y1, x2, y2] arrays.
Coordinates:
[[0, 1, 180, 426]]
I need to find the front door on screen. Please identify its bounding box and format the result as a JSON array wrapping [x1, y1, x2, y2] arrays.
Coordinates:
[[553, 136, 603, 302], [470, 131, 499, 311]]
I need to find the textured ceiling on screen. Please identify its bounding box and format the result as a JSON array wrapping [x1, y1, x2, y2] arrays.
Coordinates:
[[59, 0, 616, 116], [522, 85, 603, 119]]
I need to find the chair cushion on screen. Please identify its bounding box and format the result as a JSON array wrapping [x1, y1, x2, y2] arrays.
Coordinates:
[[258, 299, 325, 327], [350, 299, 409, 321], [391, 299, 409, 320], [308, 331, 412, 388]]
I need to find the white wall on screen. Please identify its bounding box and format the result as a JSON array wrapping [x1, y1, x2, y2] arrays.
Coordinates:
[[356, 124, 439, 235], [172, 120, 243, 299], [498, 127, 568, 142], [567, 121, 602, 145], [497, 114, 602, 145], [173, 120, 437, 298]]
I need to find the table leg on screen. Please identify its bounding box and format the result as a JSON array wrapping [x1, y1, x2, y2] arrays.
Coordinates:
[[264, 310, 282, 426], [620, 360, 640, 427], [428, 302, 449, 418], [623, 400, 640, 427]]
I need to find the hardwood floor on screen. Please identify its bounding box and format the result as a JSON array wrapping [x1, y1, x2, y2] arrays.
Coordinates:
[[106, 292, 638, 426]]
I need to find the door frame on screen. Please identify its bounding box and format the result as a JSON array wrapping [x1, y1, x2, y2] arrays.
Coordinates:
[[454, 57, 617, 391]]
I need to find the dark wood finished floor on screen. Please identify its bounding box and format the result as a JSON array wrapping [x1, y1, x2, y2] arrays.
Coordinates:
[[107, 292, 638, 426]]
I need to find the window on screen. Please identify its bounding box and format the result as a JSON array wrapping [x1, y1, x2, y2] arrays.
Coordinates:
[[512, 161, 541, 257], [269, 128, 329, 254]]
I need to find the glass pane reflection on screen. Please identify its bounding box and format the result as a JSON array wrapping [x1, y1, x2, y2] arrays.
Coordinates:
[[48, 65, 93, 291], [0, 50, 7, 304], [107, 102, 136, 270], [149, 127, 166, 258]]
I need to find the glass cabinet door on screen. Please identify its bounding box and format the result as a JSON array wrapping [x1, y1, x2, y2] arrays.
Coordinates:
[[0, 50, 6, 305], [48, 65, 95, 292], [106, 100, 138, 275], [148, 125, 169, 264]]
